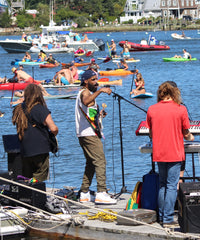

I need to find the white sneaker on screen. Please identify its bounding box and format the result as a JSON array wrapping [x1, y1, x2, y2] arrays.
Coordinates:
[[80, 191, 95, 203], [95, 192, 117, 205]]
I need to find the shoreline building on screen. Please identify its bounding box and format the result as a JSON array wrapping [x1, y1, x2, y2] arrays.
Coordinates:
[[0, 0, 9, 14], [120, 0, 200, 24]]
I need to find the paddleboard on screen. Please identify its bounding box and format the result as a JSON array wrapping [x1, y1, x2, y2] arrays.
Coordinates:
[[14, 61, 47, 66], [1, 94, 77, 100], [113, 59, 140, 63], [131, 92, 153, 99], [163, 57, 197, 62], [98, 57, 121, 60], [42, 79, 122, 88]]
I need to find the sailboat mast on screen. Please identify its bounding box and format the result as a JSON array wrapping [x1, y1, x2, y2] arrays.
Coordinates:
[[177, 0, 180, 19]]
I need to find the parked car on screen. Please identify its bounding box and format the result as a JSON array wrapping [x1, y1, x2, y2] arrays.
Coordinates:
[[183, 15, 192, 21]]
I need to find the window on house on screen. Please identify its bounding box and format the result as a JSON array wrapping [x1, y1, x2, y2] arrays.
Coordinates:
[[186, 0, 189, 6], [173, 0, 177, 6], [162, 1, 166, 6], [168, 0, 171, 6], [191, 0, 193, 6], [181, 0, 184, 6]]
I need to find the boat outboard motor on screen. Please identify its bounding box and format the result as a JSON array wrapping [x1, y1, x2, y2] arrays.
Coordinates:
[[94, 39, 105, 51]]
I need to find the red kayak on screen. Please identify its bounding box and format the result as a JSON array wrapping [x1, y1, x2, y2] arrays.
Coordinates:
[[119, 41, 170, 51], [39, 63, 59, 68], [61, 62, 90, 67], [0, 82, 40, 91]]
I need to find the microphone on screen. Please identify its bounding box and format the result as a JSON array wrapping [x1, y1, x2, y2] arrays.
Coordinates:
[[102, 85, 111, 87]]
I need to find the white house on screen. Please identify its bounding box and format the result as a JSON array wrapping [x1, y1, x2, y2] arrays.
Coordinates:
[[120, 0, 200, 24]]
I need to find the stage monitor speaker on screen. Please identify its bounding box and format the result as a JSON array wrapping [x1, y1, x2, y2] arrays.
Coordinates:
[[178, 182, 200, 233], [0, 179, 47, 210], [2, 134, 22, 179]]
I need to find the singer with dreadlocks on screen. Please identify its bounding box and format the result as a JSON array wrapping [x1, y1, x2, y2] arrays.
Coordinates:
[[12, 84, 58, 182], [75, 69, 117, 205]]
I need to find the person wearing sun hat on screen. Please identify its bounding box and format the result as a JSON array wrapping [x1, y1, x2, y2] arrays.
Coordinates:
[[75, 70, 116, 205], [11, 67, 34, 83]]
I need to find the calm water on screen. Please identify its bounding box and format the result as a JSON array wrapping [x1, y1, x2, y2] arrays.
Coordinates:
[[0, 30, 200, 239]]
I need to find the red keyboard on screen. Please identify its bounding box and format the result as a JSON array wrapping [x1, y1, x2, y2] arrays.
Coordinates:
[[136, 120, 200, 136]]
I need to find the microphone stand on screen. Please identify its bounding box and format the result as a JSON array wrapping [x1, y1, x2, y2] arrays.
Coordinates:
[[112, 91, 147, 198]]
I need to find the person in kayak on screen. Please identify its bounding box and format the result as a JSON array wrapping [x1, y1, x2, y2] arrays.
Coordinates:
[[74, 55, 84, 63], [74, 46, 84, 55], [12, 67, 35, 83], [116, 59, 128, 70], [22, 52, 32, 62], [174, 49, 191, 59], [130, 72, 145, 96], [45, 54, 59, 65]]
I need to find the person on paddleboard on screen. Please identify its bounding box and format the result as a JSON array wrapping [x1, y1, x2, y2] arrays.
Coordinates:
[[109, 39, 118, 58], [75, 70, 117, 205], [146, 81, 194, 228], [121, 40, 131, 59], [130, 72, 145, 96]]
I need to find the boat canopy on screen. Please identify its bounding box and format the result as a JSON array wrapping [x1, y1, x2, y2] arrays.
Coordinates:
[[56, 31, 70, 35]]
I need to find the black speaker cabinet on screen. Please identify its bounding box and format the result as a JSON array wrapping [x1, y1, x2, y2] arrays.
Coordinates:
[[2, 134, 22, 179], [178, 182, 200, 233], [0, 179, 47, 210]]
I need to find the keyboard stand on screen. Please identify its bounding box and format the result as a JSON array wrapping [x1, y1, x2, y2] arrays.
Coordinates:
[[139, 141, 200, 182]]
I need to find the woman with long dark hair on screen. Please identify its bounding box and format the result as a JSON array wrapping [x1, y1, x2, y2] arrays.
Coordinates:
[[12, 84, 58, 182]]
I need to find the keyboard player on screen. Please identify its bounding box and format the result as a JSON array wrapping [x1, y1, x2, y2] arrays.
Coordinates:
[[146, 81, 194, 227]]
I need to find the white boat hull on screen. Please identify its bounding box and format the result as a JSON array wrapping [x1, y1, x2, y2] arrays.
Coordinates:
[[0, 39, 32, 53], [29, 46, 74, 53], [171, 33, 191, 40]]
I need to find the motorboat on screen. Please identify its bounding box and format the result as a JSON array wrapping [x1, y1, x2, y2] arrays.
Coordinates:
[[34, 23, 105, 52], [0, 39, 32, 53], [0, 24, 105, 53], [119, 35, 170, 51], [171, 33, 191, 40], [29, 45, 75, 53]]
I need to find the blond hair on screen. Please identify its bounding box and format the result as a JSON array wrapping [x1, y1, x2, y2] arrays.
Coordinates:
[[157, 81, 181, 104]]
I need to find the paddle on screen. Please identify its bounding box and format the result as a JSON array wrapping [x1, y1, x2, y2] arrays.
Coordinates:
[[98, 56, 112, 65], [107, 41, 111, 57], [85, 50, 93, 57], [130, 66, 138, 96]]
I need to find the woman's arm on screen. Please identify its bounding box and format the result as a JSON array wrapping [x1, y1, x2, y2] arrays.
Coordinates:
[[44, 114, 58, 136]]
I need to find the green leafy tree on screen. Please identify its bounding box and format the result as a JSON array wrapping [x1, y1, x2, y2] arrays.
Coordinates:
[[25, 0, 50, 9], [0, 9, 12, 27], [35, 3, 49, 27], [75, 16, 88, 28], [16, 12, 34, 28]]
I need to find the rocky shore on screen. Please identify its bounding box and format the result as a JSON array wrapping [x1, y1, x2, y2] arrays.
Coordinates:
[[0, 23, 200, 36]]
